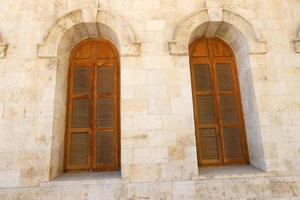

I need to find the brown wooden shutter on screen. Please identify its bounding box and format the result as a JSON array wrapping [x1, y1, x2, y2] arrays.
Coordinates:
[[66, 66, 92, 169], [94, 64, 117, 169], [189, 37, 249, 166], [65, 39, 120, 171], [70, 132, 89, 165]]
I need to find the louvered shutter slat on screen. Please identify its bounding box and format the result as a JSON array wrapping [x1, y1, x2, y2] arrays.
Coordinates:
[[194, 64, 211, 91], [199, 128, 219, 162], [197, 96, 215, 124], [70, 133, 89, 165], [96, 132, 114, 165], [223, 128, 243, 161], [216, 64, 233, 91], [97, 66, 114, 94]]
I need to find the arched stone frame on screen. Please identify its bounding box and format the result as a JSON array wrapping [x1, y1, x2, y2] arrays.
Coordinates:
[[169, 8, 269, 171], [168, 8, 267, 55], [292, 27, 300, 53], [0, 33, 8, 58], [38, 8, 140, 58], [37, 8, 140, 180]]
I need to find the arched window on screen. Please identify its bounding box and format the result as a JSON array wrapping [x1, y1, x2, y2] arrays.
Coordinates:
[[65, 39, 120, 171], [189, 37, 249, 166]]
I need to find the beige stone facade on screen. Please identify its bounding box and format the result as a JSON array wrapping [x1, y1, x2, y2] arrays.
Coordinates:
[[0, 0, 300, 199]]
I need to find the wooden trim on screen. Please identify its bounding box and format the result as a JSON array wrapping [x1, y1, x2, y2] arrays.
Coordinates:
[[189, 37, 249, 167]]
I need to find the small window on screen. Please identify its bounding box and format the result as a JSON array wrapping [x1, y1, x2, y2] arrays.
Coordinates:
[[189, 37, 249, 166], [65, 39, 120, 171]]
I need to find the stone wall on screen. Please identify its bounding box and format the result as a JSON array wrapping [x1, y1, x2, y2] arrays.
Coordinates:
[[0, 0, 299, 199], [1, 175, 300, 200]]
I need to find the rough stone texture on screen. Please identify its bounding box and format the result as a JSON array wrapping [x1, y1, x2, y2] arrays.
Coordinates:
[[0, 0, 299, 199], [0, 175, 300, 199]]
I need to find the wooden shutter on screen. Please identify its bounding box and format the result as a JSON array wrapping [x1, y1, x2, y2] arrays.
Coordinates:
[[189, 37, 249, 166], [65, 39, 120, 171], [93, 64, 118, 169], [66, 66, 92, 169]]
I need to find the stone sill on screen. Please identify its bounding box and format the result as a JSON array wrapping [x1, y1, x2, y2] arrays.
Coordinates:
[[40, 171, 128, 187], [193, 165, 270, 180]]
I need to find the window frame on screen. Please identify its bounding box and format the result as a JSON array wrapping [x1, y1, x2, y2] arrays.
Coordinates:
[[64, 38, 120, 171], [189, 37, 249, 167]]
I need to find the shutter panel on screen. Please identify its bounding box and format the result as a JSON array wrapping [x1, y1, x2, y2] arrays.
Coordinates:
[[67, 66, 92, 169], [194, 64, 211, 91], [216, 64, 233, 91], [97, 67, 114, 94], [96, 98, 114, 128], [197, 96, 215, 124], [94, 63, 118, 169], [73, 67, 92, 94], [198, 128, 220, 163], [71, 99, 90, 128], [219, 95, 238, 124], [96, 132, 114, 165], [223, 128, 243, 161], [70, 132, 89, 165]]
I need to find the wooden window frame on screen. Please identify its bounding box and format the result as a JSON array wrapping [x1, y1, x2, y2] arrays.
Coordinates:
[[64, 38, 120, 171], [189, 37, 249, 167]]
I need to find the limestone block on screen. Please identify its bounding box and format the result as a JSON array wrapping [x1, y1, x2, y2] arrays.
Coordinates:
[[294, 143, 300, 158], [170, 97, 193, 114], [195, 180, 224, 199], [133, 147, 168, 164], [124, 164, 162, 182], [162, 115, 182, 130], [0, 170, 19, 188], [222, 179, 248, 199], [168, 146, 185, 162], [246, 177, 265, 198], [121, 70, 146, 86], [161, 162, 198, 180], [141, 42, 166, 56], [61, 185, 89, 200], [88, 184, 106, 200], [149, 182, 173, 200], [106, 184, 126, 200], [148, 98, 171, 114], [173, 181, 196, 199], [146, 69, 167, 84], [127, 182, 149, 200], [144, 20, 165, 32], [121, 85, 147, 99], [121, 148, 133, 164], [132, 115, 162, 130], [147, 131, 177, 147], [122, 99, 147, 115]]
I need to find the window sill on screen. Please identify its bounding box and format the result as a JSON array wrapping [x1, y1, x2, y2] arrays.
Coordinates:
[[193, 165, 270, 180], [40, 171, 128, 187]]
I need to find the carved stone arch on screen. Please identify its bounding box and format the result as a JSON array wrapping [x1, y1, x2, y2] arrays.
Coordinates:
[[38, 8, 140, 58], [293, 26, 300, 53], [168, 8, 267, 55], [0, 33, 8, 58]]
